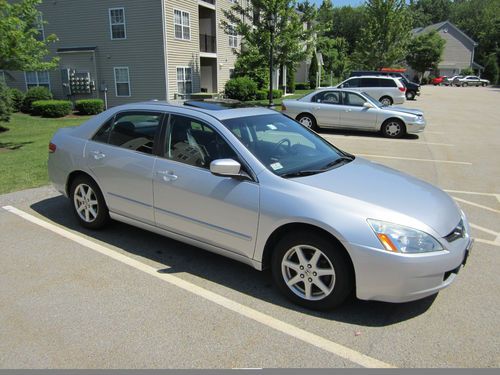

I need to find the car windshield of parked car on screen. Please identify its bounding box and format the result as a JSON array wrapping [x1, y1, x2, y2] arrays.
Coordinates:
[[222, 114, 352, 177]]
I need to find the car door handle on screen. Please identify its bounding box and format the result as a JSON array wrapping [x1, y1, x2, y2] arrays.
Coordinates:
[[157, 170, 178, 182], [344, 109, 352, 112], [91, 150, 106, 160], [313, 106, 321, 110]]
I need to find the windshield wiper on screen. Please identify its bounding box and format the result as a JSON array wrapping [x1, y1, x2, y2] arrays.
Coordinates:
[[320, 156, 354, 170], [280, 170, 325, 178]]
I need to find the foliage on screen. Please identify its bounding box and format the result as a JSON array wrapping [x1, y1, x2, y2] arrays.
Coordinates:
[[0, 82, 13, 123], [255, 90, 268, 100], [21, 86, 52, 113], [9, 88, 24, 112], [460, 67, 474, 76], [353, 0, 411, 69], [409, 0, 452, 28], [406, 30, 445, 77], [483, 53, 499, 85], [75, 99, 104, 115], [233, 45, 269, 89], [330, 6, 366, 54], [0, 0, 58, 71], [32, 100, 72, 118], [295, 82, 310, 90], [286, 64, 295, 93], [317, 37, 350, 83], [308, 52, 318, 89], [224, 77, 258, 101]]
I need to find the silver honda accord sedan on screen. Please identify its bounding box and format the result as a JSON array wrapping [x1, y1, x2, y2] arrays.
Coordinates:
[[282, 88, 426, 138], [48, 101, 473, 310]]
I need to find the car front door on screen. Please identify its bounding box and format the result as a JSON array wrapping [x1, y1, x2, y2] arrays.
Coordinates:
[[85, 111, 164, 224], [153, 113, 259, 259], [339, 92, 378, 130], [309, 91, 342, 127]]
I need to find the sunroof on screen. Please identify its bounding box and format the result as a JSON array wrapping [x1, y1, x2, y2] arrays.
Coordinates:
[[184, 100, 256, 111]]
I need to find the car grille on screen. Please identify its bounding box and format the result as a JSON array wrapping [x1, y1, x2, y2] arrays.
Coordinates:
[[444, 219, 466, 242]]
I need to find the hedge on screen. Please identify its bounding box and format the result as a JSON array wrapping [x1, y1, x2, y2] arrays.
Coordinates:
[[32, 100, 73, 118], [224, 77, 258, 101], [9, 88, 25, 112], [255, 89, 283, 101], [22, 86, 53, 113], [75, 99, 104, 115], [295, 82, 310, 90]]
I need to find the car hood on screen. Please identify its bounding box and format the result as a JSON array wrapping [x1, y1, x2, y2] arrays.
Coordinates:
[[385, 106, 424, 116], [293, 158, 460, 237]]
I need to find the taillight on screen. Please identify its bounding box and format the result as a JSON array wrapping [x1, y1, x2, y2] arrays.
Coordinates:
[[399, 87, 406, 92], [49, 142, 56, 153]]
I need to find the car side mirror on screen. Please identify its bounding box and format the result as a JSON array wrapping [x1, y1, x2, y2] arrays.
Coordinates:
[[210, 159, 242, 178], [363, 102, 374, 109]]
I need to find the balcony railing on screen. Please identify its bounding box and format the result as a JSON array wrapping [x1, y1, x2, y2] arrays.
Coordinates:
[[200, 34, 216, 53], [200, 0, 215, 5]]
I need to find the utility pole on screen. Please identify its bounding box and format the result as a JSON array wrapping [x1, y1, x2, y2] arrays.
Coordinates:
[[268, 11, 275, 107]]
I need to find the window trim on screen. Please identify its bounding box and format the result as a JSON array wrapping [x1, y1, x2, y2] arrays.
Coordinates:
[[109, 7, 127, 40], [173, 9, 191, 41], [176, 66, 192, 95], [24, 71, 51, 91], [114, 67, 131, 97], [36, 14, 45, 41], [228, 24, 238, 48]]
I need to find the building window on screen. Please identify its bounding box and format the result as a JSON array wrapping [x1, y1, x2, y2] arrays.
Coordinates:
[[176, 67, 192, 94], [174, 10, 190, 40], [229, 68, 235, 79], [114, 67, 131, 97], [25, 71, 50, 90], [35, 14, 45, 41], [228, 25, 238, 48], [109, 8, 126, 40]]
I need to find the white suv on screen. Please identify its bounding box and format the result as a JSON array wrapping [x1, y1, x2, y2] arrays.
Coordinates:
[[336, 76, 406, 106]]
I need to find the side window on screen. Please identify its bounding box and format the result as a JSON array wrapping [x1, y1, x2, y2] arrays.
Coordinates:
[[94, 111, 163, 154], [360, 78, 379, 87], [379, 79, 397, 87], [166, 114, 238, 169], [342, 92, 366, 107], [321, 91, 340, 104], [342, 78, 359, 88]]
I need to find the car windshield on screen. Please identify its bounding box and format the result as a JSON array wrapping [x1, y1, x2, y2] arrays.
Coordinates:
[[222, 114, 353, 177], [362, 92, 383, 107]]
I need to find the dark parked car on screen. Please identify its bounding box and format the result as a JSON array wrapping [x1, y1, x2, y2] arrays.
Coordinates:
[[350, 71, 421, 101]]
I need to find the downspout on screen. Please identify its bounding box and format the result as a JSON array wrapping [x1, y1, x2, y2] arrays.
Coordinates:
[[161, 0, 169, 100]]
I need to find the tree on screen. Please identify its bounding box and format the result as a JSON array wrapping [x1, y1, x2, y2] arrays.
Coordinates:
[[317, 37, 350, 84], [0, 0, 58, 71], [408, 0, 452, 28], [353, 0, 411, 69], [308, 51, 318, 89], [0, 82, 13, 123], [330, 6, 366, 54], [406, 30, 445, 78], [483, 53, 499, 85]]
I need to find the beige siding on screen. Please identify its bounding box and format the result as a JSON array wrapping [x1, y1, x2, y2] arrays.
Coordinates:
[[439, 27, 474, 70], [165, 0, 200, 99], [5, 0, 167, 107], [216, 0, 242, 93]]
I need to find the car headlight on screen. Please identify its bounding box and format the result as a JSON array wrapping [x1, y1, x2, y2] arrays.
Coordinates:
[[367, 219, 444, 253]]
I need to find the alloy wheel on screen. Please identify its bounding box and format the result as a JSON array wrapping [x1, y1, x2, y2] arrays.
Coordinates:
[[281, 245, 336, 301], [73, 183, 99, 223], [385, 121, 401, 137], [299, 116, 313, 128]]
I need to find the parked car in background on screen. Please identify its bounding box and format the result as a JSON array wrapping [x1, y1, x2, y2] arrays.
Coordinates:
[[449, 75, 464, 86], [282, 88, 425, 138], [350, 70, 421, 100], [455, 76, 490, 87], [336, 76, 406, 106], [48, 101, 473, 310], [431, 76, 448, 86]]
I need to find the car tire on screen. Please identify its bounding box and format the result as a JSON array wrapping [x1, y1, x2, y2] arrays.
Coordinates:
[[381, 118, 406, 138], [482, 82, 487, 87], [297, 113, 318, 131], [379, 96, 393, 106], [70, 175, 109, 229], [462, 83, 468, 87], [406, 91, 416, 100], [271, 231, 354, 311]]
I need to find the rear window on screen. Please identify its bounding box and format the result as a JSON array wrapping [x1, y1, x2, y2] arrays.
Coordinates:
[[379, 79, 397, 87]]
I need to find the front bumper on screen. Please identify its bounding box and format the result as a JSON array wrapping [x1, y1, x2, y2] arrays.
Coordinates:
[[347, 236, 473, 303], [406, 118, 426, 133]]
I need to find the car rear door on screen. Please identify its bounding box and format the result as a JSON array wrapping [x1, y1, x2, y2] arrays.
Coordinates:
[[85, 110, 164, 224], [152, 112, 259, 259], [309, 91, 342, 127], [339, 92, 378, 130]]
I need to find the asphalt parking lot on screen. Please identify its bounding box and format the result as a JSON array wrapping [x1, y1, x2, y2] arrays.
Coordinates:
[[1, 86, 499, 368]]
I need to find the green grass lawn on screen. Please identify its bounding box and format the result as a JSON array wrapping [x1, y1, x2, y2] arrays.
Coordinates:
[[0, 113, 91, 194], [246, 89, 314, 107]]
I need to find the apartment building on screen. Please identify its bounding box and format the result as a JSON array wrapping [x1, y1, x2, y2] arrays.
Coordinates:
[[2, 0, 242, 107]]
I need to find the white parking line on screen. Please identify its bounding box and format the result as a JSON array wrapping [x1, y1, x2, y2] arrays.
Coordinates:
[[357, 154, 472, 165], [451, 196, 500, 214], [476, 239, 500, 247], [469, 223, 500, 238], [323, 135, 454, 147], [1, 205, 395, 369], [444, 189, 500, 203]]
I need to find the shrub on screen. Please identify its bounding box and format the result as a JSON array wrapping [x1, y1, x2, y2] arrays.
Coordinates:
[[420, 76, 429, 85], [0, 82, 13, 123], [483, 53, 499, 85], [9, 88, 24, 112], [460, 67, 474, 76], [224, 77, 258, 101], [295, 82, 310, 90], [256, 90, 268, 100], [75, 99, 104, 115], [32, 100, 72, 118], [287, 68, 295, 93], [22, 86, 52, 113], [271, 89, 283, 99]]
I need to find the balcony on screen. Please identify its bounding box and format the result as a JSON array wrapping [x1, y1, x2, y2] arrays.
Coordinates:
[[200, 0, 215, 4], [199, 0, 216, 10], [200, 34, 216, 54]]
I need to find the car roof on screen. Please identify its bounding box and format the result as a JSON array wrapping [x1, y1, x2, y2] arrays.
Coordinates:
[[132, 100, 278, 121], [348, 75, 397, 80]]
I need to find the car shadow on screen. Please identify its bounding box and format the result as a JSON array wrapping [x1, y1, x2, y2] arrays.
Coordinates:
[[30, 195, 437, 327], [317, 128, 420, 140]]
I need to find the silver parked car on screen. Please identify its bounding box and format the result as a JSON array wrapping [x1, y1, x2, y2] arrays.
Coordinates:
[[282, 89, 426, 138], [336, 76, 406, 106], [48, 101, 473, 310], [456, 75, 490, 87]]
